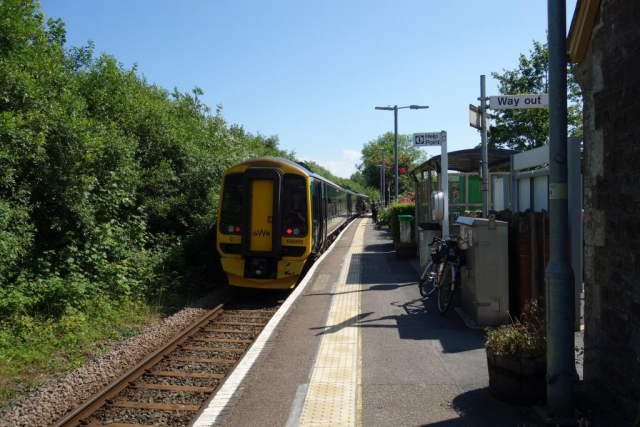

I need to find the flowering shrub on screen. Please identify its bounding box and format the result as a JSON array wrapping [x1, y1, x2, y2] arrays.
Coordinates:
[[397, 190, 415, 203]]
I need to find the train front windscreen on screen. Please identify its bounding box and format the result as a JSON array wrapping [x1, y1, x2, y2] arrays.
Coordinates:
[[220, 173, 243, 235]]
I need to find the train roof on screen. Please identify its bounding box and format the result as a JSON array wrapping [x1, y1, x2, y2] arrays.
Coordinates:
[[233, 157, 346, 191]]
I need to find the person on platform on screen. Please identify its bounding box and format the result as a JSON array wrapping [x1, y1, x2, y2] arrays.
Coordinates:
[[371, 200, 378, 223]]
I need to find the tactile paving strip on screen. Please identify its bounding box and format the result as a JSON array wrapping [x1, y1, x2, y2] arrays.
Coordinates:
[[192, 221, 361, 427], [298, 222, 365, 426]]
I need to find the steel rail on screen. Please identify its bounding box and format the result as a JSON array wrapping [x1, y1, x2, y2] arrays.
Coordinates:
[[53, 302, 227, 427]]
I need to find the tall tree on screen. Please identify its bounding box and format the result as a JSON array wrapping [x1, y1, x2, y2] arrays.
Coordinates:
[[489, 40, 582, 151], [359, 132, 427, 201]]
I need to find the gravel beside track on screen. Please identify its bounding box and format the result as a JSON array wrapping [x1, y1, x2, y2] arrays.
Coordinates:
[[0, 293, 226, 427], [116, 388, 205, 405], [154, 360, 235, 374], [137, 375, 220, 388], [85, 407, 194, 427]]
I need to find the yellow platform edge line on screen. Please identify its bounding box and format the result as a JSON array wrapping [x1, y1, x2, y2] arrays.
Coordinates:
[[299, 222, 366, 427]]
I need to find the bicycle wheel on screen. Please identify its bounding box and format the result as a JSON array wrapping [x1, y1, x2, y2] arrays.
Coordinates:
[[419, 262, 439, 297], [437, 264, 455, 314]]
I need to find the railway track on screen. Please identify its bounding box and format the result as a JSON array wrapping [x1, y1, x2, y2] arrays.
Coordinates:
[[54, 294, 284, 427]]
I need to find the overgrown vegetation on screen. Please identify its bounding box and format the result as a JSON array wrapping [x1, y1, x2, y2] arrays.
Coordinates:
[[0, 0, 373, 403]]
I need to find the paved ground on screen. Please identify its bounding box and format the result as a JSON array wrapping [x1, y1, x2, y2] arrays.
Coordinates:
[[357, 219, 539, 427], [193, 216, 620, 427]]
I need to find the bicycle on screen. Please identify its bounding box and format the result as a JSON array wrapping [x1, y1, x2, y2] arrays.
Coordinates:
[[418, 236, 466, 314]]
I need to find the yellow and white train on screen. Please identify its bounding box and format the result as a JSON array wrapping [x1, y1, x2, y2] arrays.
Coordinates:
[[216, 157, 367, 289]]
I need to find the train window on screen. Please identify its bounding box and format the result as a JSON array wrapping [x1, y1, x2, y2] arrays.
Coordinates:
[[220, 173, 243, 234], [282, 175, 308, 236]]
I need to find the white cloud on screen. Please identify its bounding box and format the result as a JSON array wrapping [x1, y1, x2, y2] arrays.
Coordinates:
[[315, 149, 362, 179], [342, 149, 360, 161]]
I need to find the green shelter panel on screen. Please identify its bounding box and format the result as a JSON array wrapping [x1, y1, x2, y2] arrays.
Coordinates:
[[468, 175, 483, 204]]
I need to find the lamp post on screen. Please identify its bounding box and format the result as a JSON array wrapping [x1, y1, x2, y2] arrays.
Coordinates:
[[379, 148, 385, 207], [375, 105, 429, 202]]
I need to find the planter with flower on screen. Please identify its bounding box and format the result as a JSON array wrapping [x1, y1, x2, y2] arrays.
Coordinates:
[[485, 300, 546, 406]]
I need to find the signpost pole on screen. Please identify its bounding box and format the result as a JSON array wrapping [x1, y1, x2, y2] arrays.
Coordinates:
[[441, 131, 449, 238], [481, 75, 489, 218]]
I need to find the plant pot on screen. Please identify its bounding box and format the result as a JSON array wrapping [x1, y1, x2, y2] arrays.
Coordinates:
[[394, 243, 416, 259], [486, 348, 546, 406]]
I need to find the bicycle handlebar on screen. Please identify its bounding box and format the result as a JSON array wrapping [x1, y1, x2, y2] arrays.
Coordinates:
[[428, 236, 463, 247], [428, 236, 444, 247]]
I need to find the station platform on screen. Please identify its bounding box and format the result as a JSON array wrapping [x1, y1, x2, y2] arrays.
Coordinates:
[[192, 216, 541, 426]]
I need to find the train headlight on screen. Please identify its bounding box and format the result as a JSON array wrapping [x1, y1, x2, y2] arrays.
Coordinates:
[[293, 228, 300, 235], [227, 225, 234, 233]]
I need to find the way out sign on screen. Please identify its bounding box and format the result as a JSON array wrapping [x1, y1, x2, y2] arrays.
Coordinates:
[[489, 94, 549, 110], [413, 131, 446, 147]]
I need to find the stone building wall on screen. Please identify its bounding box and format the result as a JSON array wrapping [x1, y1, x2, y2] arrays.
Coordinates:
[[574, 0, 640, 422]]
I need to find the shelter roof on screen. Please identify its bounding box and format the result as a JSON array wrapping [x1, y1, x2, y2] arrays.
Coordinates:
[[412, 148, 517, 175]]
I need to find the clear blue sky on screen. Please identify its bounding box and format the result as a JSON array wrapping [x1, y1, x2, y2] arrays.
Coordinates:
[[41, 1, 578, 178]]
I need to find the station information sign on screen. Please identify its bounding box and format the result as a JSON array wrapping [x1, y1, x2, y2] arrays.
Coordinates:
[[413, 131, 446, 147]]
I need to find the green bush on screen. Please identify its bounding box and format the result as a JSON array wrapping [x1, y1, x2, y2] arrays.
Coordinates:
[[0, 2, 381, 401], [386, 202, 415, 243]]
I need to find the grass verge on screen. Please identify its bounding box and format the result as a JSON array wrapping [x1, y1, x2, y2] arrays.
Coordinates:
[[0, 297, 160, 406]]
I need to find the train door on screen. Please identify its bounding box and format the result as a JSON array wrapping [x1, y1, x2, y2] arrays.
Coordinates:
[[311, 181, 320, 252], [241, 168, 282, 278], [320, 182, 328, 248], [250, 180, 274, 252]]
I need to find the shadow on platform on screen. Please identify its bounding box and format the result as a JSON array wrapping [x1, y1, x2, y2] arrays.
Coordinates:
[[306, 290, 485, 353], [417, 387, 541, 427], [352, 295, 486, 353]]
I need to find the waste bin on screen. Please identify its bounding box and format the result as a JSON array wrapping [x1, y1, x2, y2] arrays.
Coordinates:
[[398, 215, 413, 243], [458, 215, 509, 326]]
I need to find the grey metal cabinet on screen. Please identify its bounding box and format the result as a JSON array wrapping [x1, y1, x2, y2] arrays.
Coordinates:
[[458, 216, 510, 326]]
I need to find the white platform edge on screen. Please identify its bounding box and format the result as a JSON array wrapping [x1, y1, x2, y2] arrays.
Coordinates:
[[191, 218, 361, 427]]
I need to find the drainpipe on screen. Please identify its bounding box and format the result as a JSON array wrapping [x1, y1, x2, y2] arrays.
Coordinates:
[[544, 0, 576, 422]]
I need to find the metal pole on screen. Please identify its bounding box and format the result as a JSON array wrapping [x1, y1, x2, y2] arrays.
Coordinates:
[[394, 105, 399, 203], [481, 75, 489, 218], [545, 0, 576, 422], [441, 131, 449, 238], [381, 150, 386, 208], [380, 165, 383, 205]]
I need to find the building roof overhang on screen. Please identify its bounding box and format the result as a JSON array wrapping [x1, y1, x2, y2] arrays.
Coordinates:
[[411, 148, 517, 175], [568, 0, 601, 63]]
